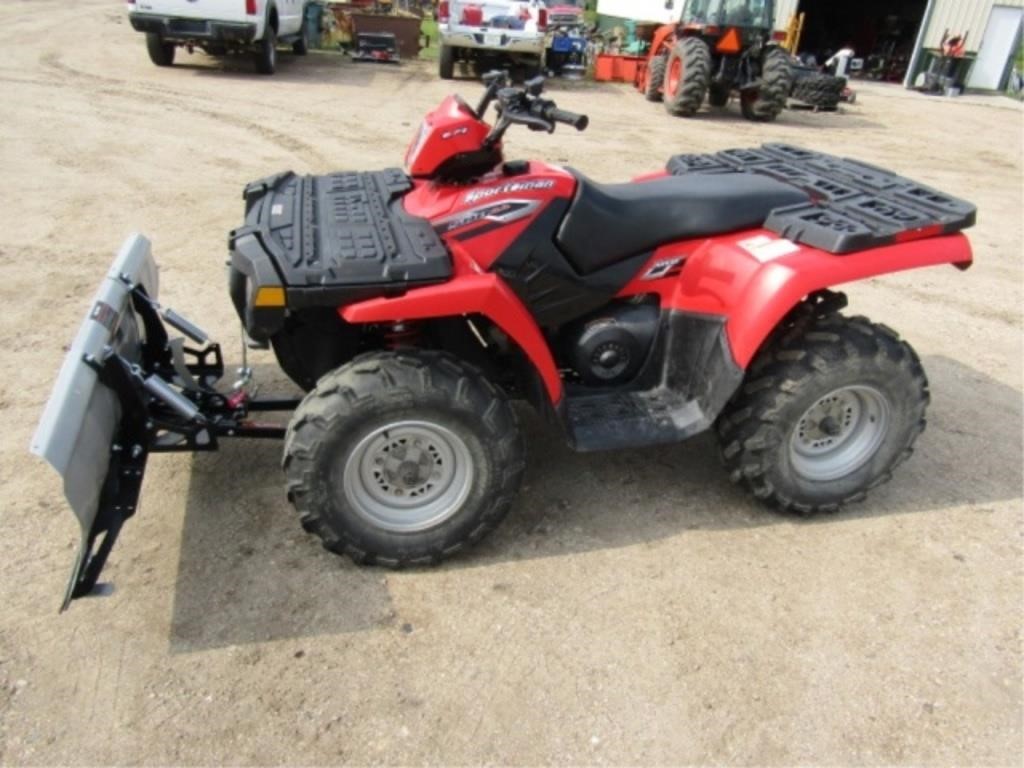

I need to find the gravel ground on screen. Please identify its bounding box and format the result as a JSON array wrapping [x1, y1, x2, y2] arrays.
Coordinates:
[[0, 2, 1021, 765]]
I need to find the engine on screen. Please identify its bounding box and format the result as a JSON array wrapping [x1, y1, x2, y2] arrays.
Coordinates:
[[562, 302, 660, 386]]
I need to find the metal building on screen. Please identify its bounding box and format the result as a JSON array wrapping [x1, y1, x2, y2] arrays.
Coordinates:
[[774, 0, 1022, 89], [597, 0, 1023, 91]]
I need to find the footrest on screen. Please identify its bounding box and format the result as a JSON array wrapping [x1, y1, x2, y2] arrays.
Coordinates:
[[566, 389, 705, 452], [667, 143, 976, 254]]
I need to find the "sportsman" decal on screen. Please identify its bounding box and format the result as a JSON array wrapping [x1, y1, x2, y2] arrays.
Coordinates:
[[464, 180, 556, 204]]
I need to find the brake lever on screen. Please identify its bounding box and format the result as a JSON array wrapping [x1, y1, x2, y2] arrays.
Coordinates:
[[482, 69, 509, 86], [524, 75, 546, 96], [476, 71, 510, 118]]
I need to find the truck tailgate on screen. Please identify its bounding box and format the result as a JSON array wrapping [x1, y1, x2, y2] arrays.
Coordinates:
[[132, 0, 250, 22]]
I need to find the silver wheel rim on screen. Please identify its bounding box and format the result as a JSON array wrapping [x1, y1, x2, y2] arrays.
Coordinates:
[[342, 420, 474, 533], [789, 385, 890, 482]]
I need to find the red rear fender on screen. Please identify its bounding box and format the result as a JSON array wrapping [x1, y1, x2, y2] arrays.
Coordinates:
[[626, 231, 973, 369]]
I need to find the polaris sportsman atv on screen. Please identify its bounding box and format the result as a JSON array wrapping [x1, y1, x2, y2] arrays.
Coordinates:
[[33, 74, 976, 609]]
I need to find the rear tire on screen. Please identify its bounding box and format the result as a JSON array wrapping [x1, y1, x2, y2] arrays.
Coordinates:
[[283, 350, 526, 567], [663, 37, 710, 117], [254, 25, 278, 75], [145, 33, 175, 67], [293, 20, 309, 55], [717, 311, 929, 515], [644, 54, 667, 102], [740, 46, 791, 122], [439, 44, 455, 79]]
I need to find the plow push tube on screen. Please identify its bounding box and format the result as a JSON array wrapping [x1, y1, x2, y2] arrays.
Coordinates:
[[31, 235, 296, 610]]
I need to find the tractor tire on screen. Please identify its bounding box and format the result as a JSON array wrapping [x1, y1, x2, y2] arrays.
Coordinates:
[[283, 350, 526, 567], [254, 25, 278, 75], [644, 54, 668, 102], [716, 310, 929, 516], [792, 73, 844, 110], [439, 44, 455, 79], [740, 46, 792, 122], [708, 82, 730, 107], [663, 37, 710, 117], [145, 33, 175, 67]]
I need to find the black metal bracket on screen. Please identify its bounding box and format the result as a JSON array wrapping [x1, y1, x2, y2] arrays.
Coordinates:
[[64, 288, 301, 607]]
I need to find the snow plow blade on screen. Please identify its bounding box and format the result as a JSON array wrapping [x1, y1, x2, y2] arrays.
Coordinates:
[[29, 235, 262, 610]]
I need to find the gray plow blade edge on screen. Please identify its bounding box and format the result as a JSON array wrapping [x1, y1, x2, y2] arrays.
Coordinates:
[[30, 234, 159, 610]]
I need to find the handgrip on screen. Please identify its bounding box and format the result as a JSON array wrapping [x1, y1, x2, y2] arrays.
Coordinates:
[[546, 107, 589, 131]]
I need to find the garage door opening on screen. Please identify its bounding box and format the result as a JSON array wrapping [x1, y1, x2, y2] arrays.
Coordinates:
[[795, 0, 928, 82]]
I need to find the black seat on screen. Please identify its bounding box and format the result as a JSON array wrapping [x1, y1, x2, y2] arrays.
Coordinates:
[[556, 171, 810, 275]]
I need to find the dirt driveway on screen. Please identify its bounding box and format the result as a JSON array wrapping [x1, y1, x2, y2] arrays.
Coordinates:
[[0, 2, 1021, 764]]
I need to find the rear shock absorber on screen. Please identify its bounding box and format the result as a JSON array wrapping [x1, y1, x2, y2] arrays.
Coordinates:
[[383, 321, 422, 349]]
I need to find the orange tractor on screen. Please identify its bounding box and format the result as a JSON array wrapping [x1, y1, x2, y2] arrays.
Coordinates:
[[635, 0, 792, 122]]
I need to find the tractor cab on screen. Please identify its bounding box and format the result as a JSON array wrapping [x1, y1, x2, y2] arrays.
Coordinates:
[[681, 0, 777, 52], [682, 0, 775, 31]]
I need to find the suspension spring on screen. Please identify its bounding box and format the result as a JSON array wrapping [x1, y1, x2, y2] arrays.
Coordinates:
[[383, 322, 422, 349]]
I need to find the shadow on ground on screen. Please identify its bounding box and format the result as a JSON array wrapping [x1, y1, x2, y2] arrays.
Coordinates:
[[169, 354, 1022, 651]]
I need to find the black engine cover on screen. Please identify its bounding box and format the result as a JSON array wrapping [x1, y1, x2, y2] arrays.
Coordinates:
[[564, 302, 659, 386]]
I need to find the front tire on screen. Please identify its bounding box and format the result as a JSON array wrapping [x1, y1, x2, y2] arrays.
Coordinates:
[[708, 82, 730, 107], [145, 33, 175, 67], [664, 37, 710, 117], [644, 54, 667, 102], [283, 351, 526, 567], [254, 25, 278, 75], [717, 311, 929, 515]]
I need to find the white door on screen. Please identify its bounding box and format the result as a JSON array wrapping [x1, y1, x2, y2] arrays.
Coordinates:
[[967, 5, 1023, 90], [282, 0, 303, 35]]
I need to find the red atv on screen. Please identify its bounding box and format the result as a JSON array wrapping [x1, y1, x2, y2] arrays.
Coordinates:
[[34, 74, 975, 608]]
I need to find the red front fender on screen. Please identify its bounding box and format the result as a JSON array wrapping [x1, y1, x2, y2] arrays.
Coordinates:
[[661, 231, 973, 368], [341, 273, 564, 405]]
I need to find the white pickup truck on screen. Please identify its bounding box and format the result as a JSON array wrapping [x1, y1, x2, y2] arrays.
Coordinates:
[[437, 0, 549, 79], [126, 0, 307, 75]]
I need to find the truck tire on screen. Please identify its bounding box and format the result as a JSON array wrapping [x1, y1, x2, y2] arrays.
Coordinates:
[[740, 46, 791, 122], [293, 18, 309, 55], [283, 350, 526, 567], [145, 33, 175, 67], [643, 54, 667, 102], [439, 44, 455, 79], [664, 37, 710, 117], [716, 311, 929, 516], [254, 25, 278, 75]]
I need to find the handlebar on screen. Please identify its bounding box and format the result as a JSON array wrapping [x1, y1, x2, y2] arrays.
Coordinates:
[[481, 76, 590, 147], [543, 106, 589, 132]]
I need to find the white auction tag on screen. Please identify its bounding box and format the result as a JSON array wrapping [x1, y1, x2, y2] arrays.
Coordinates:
[[738, 235, 800, 263]]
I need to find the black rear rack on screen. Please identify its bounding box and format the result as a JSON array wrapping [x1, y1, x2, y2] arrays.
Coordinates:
[[667, 143, 976, 254]]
